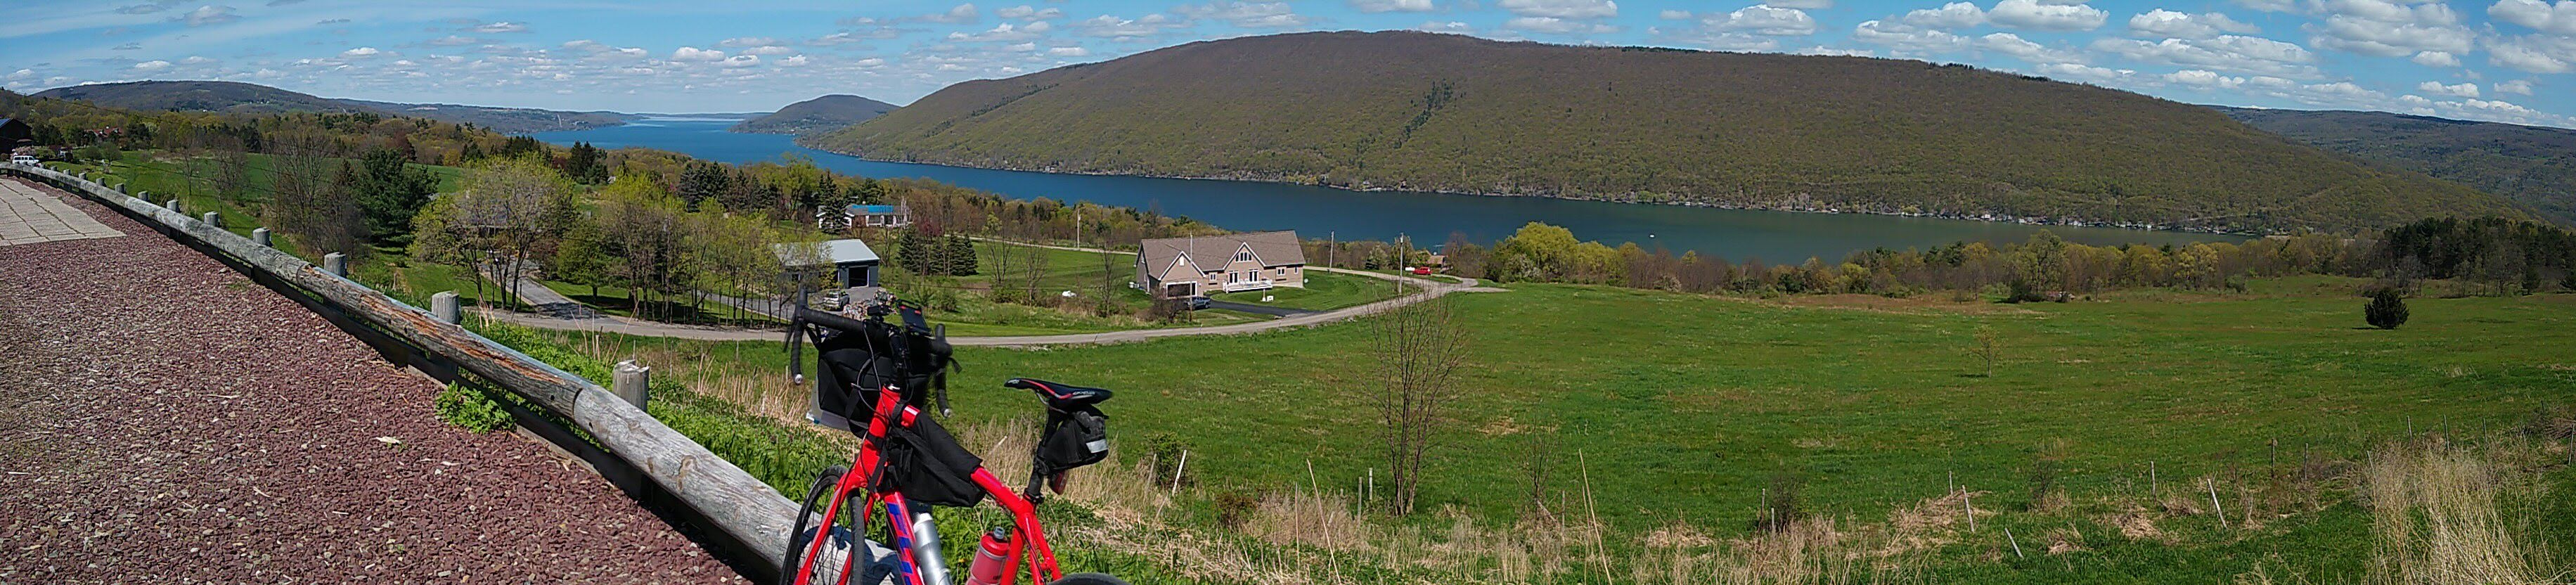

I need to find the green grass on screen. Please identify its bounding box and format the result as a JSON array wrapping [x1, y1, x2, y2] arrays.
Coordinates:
[[1207, 270, 1408, 311]]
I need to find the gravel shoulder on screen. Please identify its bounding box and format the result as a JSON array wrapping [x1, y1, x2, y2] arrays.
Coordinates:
[[0, 178, 743, 584]]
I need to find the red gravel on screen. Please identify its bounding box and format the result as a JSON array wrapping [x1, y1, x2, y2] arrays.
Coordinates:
[[0, 179, 747, 584]]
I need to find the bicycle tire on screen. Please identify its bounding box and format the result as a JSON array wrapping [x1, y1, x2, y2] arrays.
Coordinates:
[[1047, 573, 1133, 585], [780, 467, 858, 585]]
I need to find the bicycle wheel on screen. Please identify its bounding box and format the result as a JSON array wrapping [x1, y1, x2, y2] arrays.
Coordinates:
[[1047, 573, 1133, 585], [780, 466, 859, 585]]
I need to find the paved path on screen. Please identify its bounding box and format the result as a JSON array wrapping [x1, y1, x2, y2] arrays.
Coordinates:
[[0, 178, 122, 246], [474, 240, 1501, 346], [479, 263, 610, 321], [0, 177, 743, 583]]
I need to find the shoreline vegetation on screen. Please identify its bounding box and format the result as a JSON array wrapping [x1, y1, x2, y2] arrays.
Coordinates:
[[792, 139, 2263, 237]]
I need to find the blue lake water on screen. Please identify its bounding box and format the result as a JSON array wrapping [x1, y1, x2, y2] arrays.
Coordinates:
[[537, 119, 2240, 262]]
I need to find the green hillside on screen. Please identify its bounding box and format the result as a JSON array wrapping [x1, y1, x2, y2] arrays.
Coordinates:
[[811, 31, 2529, 233], [34, 80, 629, 134], [2215, 105, 2576, 226], [731, 94, 896, 135]]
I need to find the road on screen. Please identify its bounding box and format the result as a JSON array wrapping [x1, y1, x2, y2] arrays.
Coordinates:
[[473, 239, 1499, 346]]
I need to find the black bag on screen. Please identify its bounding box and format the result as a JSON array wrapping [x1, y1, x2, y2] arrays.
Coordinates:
[[810, 317, 954, 431], [875, 414, 987, 508], [1032, 406, 1111, 477]]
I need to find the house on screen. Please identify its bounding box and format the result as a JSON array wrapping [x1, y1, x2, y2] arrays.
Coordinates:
[[842, 204, 911, 228], [0, 118, 31, 150], [776, 238, 883, 289], [1135, 231, 1306, 299]]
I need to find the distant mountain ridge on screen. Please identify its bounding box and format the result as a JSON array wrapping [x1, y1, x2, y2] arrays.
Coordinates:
[[731, 94, 897, 135], [2212, 105, 2576, 226], [32, 80, 663, 134], [811, 30, 2529, 233]]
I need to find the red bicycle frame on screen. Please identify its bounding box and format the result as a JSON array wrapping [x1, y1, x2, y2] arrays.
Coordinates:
[[792, 382, 1064, 585]]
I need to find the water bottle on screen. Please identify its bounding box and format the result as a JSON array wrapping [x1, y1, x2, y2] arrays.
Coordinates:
[[963, 526, 1012, 585]]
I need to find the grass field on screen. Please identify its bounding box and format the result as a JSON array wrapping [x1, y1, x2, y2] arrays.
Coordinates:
[[888, 242, 1404, 335], [1208, 270, 1410, 311], [539, 274, 2576, 582]]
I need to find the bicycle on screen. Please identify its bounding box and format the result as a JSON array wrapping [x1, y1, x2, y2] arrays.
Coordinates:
[[779, 292, 1126, 585]]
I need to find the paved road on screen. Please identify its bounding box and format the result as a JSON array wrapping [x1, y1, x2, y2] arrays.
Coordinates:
[[479, 262, 610, 321], [474, 239, 1500, 346], [0, 176, 742, 583]]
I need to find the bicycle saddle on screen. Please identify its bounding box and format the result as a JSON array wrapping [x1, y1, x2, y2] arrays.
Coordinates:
[[1004, 378, 1112, 410]]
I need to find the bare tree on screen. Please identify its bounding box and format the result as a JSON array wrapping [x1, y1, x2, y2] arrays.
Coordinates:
[[1971, 326, 2002, 378], [452, 158, 574, 311], [1370, 299, 1470, 515]]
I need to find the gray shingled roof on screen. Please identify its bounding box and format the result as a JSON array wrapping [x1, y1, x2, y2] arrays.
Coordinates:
[[1139, 231, 1304, 276]]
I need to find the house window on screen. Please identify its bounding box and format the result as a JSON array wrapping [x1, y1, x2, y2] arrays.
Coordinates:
[[1235, 249, 1253, 262], [1274, 268, 1284, 277]]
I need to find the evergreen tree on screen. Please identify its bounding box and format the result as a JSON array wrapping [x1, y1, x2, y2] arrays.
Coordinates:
[[894, 227, 930, 273], [2365, 288, 2410, 330], [676, 162, 730, 212], [565, 141, 608, 184], [352, 148, 439, 245], [946, 234, 979, 276]]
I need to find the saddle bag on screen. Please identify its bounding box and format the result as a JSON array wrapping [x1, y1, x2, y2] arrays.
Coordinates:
[[1032, 406, 1112, 477]]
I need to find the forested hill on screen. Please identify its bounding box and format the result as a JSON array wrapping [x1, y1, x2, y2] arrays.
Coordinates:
[[2213, 106, 2576, 226], [731, 94, 897, 135], [32, 81, 628, 134], [809, 30, 2528, 233]]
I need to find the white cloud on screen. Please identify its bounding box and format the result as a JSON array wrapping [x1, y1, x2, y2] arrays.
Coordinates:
[[1709, 5, 1818, 36], [1853, 20, 1971, 52], [922, 4, 982, 24], [1900, 2, 1988, 29], [1350, 0, 1436, 13], [742, 45, 794, 56], [671, 46, 726, 61], [1500, 0, 1618, 19], [2163, 68, 2247, 88], [1766, 0, 1834, 8], [2127, 9, 2259, 39], [427, 35, 479, 46], [1419, 20, 1474, 32], [997, 5, 1067, 19], [1071, 13, 1188, 39], [342, 46, 381, 57], [471, 21, 529, 34], [1176, 1, 1310, 28], [2306, 0, 2474, 57], [2486, 34, 2575, 72], [719, 37, 780, 48], [1989, 0, 2107, 31], [1659, 9, 1692, 19], [2490, 0, 2576, 34], [1506, 16, 1622, 34], [2411, 50, 2461, 66], [718, 55, 761, 68], [1977, 32, 2083, 63], [2495, 79, 2536, 94], [855, 58, 887, 68], [1795, 46, 1878, 56], [2417, 80, 2479, 97], [179, 5, 238, 27], [131, 60, 173, 71], [2033, 62, 2132, 82], [2237, 0, 2300, 12], [2091, 34, 2319, 77], [1048, 46, 1090, 56], [778, 55, 810, 67]]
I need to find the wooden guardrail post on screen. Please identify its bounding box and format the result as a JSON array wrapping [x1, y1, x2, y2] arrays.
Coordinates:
[[165, 198, 183, 213], [251, 228, 271, 247], [613, 361, 650, 410], [431, 291, 461, 324], [323, 252, 347, 276], [201, 212, 221, 228]]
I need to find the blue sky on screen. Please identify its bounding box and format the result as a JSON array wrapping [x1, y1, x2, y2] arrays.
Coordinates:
[[4, 0, 2572, 127]]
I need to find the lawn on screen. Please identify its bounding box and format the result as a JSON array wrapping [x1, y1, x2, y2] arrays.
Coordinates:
[[1206, 269, 1409, 311]]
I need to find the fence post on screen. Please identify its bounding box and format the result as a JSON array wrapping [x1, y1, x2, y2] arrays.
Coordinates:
[[251, 228, 271, 247], [165, 198, 183, 213], [200, 212, 220, 228], [432, 291, 461, 324], [323, 252, 347, 277], [612, 361, 650, 410]]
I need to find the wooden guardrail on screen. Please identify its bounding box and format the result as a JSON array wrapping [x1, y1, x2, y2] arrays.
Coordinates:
[[2, 162, 798, 574]]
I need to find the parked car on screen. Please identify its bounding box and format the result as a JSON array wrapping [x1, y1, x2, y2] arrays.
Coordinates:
[[1186, 296, 1211, 310], [8, 155, 37, 165], [1410, 266, 1434, 275], [816, 289, 850, 311]]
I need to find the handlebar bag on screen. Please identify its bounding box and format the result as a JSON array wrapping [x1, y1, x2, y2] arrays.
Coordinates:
[[810, 321, 953, 432], [1033, 406, 1111, 477], [875, 413, 988, 508]]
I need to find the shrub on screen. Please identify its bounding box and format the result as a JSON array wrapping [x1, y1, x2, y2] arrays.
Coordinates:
[[2365, 288, 2410, 330], [433, 382, 513, 433], [1753, 473, 1805, 532]]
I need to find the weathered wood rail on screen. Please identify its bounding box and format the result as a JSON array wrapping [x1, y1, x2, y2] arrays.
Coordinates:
[[1, 163, 798, 577]]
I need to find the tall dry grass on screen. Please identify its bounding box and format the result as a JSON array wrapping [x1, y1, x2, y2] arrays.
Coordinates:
[[2360, 437, 2564, 585]]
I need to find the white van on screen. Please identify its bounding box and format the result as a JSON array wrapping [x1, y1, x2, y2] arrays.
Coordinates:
[[8, 155, 37, 165]]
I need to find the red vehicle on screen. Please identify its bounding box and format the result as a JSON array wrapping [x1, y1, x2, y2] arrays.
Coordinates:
[[1410, 266, 1434, 275], [781, 295, 1123, 585]]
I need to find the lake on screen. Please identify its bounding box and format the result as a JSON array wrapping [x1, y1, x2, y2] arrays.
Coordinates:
[[536, 119, 2240, 262]]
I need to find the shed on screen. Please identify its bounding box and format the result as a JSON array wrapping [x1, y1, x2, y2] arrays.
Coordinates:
[[777, 238, 882, 289]]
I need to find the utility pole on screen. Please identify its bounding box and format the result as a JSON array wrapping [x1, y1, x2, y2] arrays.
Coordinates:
[[1328, 231, 1336, 269]]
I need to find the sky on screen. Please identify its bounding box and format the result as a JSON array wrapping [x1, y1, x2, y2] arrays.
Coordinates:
[[2, 0, 2572, 127]]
